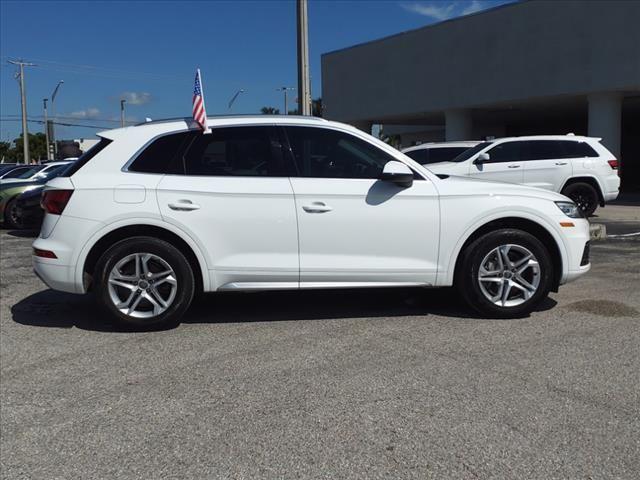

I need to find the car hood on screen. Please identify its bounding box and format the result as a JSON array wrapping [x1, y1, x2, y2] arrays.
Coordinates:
[[435, 174, 568, 203]]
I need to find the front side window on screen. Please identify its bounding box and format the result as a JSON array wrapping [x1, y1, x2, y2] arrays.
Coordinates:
[[285, 126, 395, 179], [428, 147, 470, 163], [486, 141, 521, 163], [183, 126, 290, 176]]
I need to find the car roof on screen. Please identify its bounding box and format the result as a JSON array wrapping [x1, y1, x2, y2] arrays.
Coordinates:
[[489, 134, 601, 143], [97, 115, 343, 140], [402, 141, 480, 152]]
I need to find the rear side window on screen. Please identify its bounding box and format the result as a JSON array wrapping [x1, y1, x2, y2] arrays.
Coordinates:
[[61, 138, 112, 177], [562, 141, 598, 158], [129, 132, 192, 174], [486, 141, 521, 163], [284, 126, 396, 179], [183, 126, 290, 176]]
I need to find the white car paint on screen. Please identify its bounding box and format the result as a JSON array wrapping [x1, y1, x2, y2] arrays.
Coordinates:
[[32, 117, 590, 302], [425, 135, 620, 202]]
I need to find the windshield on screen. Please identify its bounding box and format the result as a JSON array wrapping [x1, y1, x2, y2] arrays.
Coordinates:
[[450, 141, 493, 162], [15, 165, 45, 179], [37, 164, 69, 180]]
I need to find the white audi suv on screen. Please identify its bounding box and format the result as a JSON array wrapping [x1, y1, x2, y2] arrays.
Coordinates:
[[33, 116, 591, 329]]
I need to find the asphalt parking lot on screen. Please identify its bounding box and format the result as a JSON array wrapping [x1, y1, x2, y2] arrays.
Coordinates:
[[1, 209, 639, 479]]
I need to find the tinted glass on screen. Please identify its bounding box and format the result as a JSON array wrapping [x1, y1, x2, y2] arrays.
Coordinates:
[[451, 141, 492, 162], [285, 126, 395, 179], [562, 141, 598, 158], [61, 138, 112, 177], [523, 140, 564, 161], [129, 132, 191, 174], [428, 147, 470, 163], [184, 126, 288, 176], [15, 166, 45, 179], [404, 149, 429, 164], [486, 142, 521, 163], [2, 166, 32, 178]]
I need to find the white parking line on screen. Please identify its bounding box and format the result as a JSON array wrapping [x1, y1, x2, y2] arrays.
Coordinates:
[[607, 231, 640, 238]]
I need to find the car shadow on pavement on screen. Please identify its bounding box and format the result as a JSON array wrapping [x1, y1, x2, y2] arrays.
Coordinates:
[[5, 229, 39, 238], [11, 287, 557, 332]]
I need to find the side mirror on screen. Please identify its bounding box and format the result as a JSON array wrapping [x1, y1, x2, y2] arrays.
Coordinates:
[[474, 152, 490, 164], [380, 161, 413, 188]]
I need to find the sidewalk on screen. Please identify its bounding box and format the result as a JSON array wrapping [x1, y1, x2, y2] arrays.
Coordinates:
[[592, 194, 640, 237]]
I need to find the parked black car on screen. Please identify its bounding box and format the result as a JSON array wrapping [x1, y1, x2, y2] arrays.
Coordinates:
[[14, 185, 45, 229]]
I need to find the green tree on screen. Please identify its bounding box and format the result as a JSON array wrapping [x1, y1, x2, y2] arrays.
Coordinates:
[[260, 106, 280, 115], [0, 141, 15, 162], [12, 132, 48, 162]]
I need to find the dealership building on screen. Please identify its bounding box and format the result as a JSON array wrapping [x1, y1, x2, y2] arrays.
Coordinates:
[[321, 0, 640, 190]]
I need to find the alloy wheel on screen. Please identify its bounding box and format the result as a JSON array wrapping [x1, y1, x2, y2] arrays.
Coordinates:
[[107, 253, 177, 318], [477, 244, 541, 307]]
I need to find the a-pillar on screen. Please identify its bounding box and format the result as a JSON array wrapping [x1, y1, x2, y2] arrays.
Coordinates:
[[588, 92, 622, 160], [445, 109, 472, 141]]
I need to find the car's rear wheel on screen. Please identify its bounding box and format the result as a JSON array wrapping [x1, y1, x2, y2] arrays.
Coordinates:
[[457, 229, 553, 318], [561, 182, 599, 217], [3, 197, 23, 229], [94, 236, 195, 330]]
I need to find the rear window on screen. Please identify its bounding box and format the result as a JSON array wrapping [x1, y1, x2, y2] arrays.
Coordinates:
[[61, 138, 112, 177]]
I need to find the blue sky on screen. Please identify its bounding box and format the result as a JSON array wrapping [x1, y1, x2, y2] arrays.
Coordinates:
[[0, 0, 515, 142]]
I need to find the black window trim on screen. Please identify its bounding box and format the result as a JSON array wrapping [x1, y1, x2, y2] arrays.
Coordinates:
[[278, 124, 428, 181]]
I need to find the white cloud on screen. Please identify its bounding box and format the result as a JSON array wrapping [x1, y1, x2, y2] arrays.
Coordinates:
[[119, 91, 152, 105], [401, 1, 494, 20], [400, 2, 457, 20], [70, 107, 101, 119], [462, 0, 485, 15]]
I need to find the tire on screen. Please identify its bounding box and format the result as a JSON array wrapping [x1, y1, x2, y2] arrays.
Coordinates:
[[94, 236, 195, 330], [561, 182, 599, 217], [456, 229, 554, 318], [3, 197, 23, 229]]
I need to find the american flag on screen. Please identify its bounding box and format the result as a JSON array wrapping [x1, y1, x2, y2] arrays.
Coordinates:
[[192, 68, 208, 131]]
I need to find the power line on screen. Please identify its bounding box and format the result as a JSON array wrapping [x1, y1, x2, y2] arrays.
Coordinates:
[[0, 118, 134, 129]]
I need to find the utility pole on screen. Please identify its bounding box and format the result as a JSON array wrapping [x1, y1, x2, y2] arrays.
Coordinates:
[[228, 89, 245, 110], [50, 80, 64, 159], [120, 99, 126, 127], [43, 98, 50, 162], [276, 87, 295, 115], [8, 59, 36, 164], [296, 0, 311, 115]]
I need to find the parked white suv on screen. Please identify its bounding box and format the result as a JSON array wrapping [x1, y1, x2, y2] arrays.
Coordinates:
[[402, 141, 479, 165], [426, 135, 620, 216], [33, 117, 590, 329]]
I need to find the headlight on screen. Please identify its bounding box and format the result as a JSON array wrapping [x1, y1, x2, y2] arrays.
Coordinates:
[[555, 201, 583, 218]]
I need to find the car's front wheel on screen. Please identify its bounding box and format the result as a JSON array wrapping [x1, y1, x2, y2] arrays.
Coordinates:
[[561, 182, 599, 217], [457, 229, 553, 318], [94, 237, 195, 330]]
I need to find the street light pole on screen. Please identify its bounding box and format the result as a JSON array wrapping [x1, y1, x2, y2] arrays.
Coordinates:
[[276, 87, 295, 115], [8, 59, 36, 164], [120, 99, 126, 127], [50, 80, 64, 159], [296, 0, 311, 115], [43, 98, 50, 162]]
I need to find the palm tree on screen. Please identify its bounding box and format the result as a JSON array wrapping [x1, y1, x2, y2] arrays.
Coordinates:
[[260, 106, 280, 115]]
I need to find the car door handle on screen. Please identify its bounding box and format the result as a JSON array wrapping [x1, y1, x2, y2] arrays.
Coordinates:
[[507, 165, 521, 169], [168, 200, 200, 211], [555, 162, 568, 166], [302, 202, 333, 213]]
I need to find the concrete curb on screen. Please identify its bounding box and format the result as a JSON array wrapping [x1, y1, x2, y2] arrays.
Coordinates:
[[590, 223, 607, 241]]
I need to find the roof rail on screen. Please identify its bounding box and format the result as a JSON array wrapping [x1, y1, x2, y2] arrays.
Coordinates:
[[135, 114, 327, 126]]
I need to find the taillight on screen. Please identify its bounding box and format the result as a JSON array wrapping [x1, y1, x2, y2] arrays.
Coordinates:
[[607, 159, 618, 170], [41, 189, 73, 215]]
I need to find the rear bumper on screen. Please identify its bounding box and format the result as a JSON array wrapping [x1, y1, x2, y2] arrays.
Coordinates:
[[33, 260, 77, 293], [602, 174, 620, 202]]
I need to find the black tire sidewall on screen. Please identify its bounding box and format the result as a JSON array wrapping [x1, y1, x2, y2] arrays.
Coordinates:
[[458, 229, 553, 318], [562, 182, 598, 217], [4, 197, 21, 229], [94, 236, 195, 330]]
